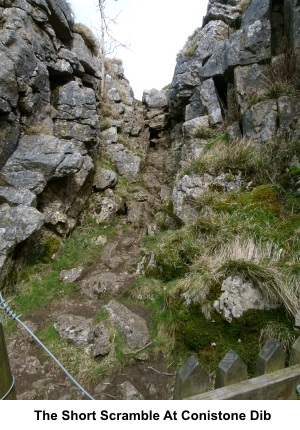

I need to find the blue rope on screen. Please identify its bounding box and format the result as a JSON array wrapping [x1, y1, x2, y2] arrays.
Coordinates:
[[0, 292, 94, 400]]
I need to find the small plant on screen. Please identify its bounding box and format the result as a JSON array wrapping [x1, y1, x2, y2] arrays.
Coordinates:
[[184, 44, 197, 57], [25, 123, 53, 135], [259, 321, 296, 354], [194, 126, 215, 139], [104, 58, 123, 78], [188, 27, 201, 41], [99, 118, 111, 131], [246, 52, 300, 108]]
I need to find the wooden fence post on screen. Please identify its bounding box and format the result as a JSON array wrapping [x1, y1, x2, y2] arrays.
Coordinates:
[[0, 316, 16, 399]]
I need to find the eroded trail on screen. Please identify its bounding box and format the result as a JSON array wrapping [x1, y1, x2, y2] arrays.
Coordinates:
[[6, 138, 176, 400]]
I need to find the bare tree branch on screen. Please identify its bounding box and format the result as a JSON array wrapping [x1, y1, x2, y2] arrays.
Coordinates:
[[96, 0, 130, 96]]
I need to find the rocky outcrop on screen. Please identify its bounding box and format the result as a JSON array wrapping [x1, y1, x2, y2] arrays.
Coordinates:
[[0, 0, 101, 281], [169, 0, 300, 224], [214, 275, 279, 322]]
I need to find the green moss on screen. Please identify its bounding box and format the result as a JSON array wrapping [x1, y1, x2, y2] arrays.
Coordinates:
[[184, 44, 197, 57], [289, 165, 300, 176], [174, 305, 294, 376], [43, 235, 61, 259], [250, 184, 283, 216]]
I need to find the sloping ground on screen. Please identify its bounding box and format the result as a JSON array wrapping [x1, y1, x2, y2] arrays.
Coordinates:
[[4, 131, 177, 400]]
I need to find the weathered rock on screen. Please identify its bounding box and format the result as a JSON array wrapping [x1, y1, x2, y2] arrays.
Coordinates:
[[200, 79, 223, 125], [104, 145, 142, 181], [173, 171, 242, 223], [59, 267, 83, 284], [0, 187, 37, 207], [93, 167, 117, 191], [142, 88, 169, 109], [234, 63, 268, 113], [215, 275, 279, 322], [99, 242, 124, 269], [105, 74, 121, 102], [243, 99, 278, 142], [227, 121, 242, 141], [204, 1, 242, 27], [53, 80, 99, 145], [2, 135, 84, 194], [54, 314, 111, 357], [105, 299, 149, 350], [201, 6, 272, 79], [0, 204, 44, 255], [169, 20, 229, 119], [91, 196, 118, 224], [119, 381, 144, 400], [100, 127, 118, 145], [182, 116, 210, 139], [46, 0, 74, 42], [277, 96, 300, 138], [71, 33, 99, 76], [81, 271, 134, 299]]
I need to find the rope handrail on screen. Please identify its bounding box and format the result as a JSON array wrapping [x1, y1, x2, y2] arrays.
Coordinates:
[[0, 292, 95, 400]]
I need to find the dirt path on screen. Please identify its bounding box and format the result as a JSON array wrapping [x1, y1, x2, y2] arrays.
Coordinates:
[[5, 144, 176, 400]]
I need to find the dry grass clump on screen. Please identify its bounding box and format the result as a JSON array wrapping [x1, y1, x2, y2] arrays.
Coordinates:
[[182, 136, 299, 186], [183, 138, 260, 177], [25, 123, 53, 135], [247, 53, 300, 108], [169, 236, 299, 317], [73, 23, 99, 55], [259, 321, 296, 354], [104, 58, 123, 78]]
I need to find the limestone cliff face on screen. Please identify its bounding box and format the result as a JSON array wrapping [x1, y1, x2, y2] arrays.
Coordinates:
[[0, 1, 155, 286], [168, 0, 300, 223], [0, 0, 102, 282], [1, 0, 300, 289]]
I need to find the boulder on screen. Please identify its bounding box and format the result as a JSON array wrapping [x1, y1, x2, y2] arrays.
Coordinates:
[[0, 187, 37, 207], [105, 300, 149, 350], [54, 314, 111, 357], [104, 144, 142, 182], [182, 116, 210, 138], [59, 267, 83, 284], [119, 381, 144, 400], [243, 99, 278, 142], [215, 275, 279, 322], [142, 88, 169, 109], [1, 135, 84, 194], [81, 271, 135, 299], [0, 204, 44, 254], [93, 167, 117, 191], [71, 33, 99, 76]]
